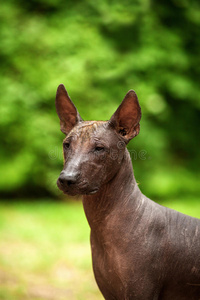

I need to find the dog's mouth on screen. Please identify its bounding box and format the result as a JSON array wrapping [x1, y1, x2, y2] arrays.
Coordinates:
[[57, 179, 99, 196]]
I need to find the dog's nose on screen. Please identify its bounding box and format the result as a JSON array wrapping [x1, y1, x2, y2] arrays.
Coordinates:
[[58, 171, 80, 186]]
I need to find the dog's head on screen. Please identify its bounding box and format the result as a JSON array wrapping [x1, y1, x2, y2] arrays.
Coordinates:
[[55, 84, 141, 196]]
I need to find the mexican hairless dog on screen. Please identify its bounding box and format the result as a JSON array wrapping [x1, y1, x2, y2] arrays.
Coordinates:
[[56, 84, 200, 300]]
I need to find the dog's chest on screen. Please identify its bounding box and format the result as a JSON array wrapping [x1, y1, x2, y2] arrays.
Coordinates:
[[90, 233, 136, 298]]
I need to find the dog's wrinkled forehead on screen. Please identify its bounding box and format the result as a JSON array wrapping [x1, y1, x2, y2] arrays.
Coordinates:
[[66, 121, 107, 140]]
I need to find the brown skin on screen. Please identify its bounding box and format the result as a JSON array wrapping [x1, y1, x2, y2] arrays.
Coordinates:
[[56, 84, 200, 300]]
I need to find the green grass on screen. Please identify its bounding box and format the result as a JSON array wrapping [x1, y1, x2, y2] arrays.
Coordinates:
[[0, 200, 102, 300], [160, 196, 200, 219], [0, 197, 199, 300]]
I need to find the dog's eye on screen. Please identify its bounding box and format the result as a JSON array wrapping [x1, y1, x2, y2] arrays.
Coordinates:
[[63, 142, 70, 149], [95, 146, 105, 152]]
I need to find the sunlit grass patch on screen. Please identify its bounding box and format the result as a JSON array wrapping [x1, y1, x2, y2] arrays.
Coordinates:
[[160, 196, 200, 219], [0, 200, 102, 300]]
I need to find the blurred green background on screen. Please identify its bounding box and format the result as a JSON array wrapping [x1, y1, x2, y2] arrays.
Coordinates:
[[0, 0, 199, 299]]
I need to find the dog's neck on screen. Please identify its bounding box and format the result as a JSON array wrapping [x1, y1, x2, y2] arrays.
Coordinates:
[[82, 148, 144, 231]]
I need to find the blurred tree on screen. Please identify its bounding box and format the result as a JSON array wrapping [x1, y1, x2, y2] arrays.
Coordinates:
[[0, 0, 199, 199]]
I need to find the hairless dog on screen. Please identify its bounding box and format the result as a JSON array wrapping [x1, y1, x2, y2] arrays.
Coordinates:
[[56, 84, 200, 300]]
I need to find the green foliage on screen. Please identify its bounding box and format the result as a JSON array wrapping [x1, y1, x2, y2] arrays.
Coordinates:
[[0, 0, 199, 198]]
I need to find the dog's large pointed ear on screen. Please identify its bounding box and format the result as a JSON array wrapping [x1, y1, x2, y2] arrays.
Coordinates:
[[109, 90, 141, 142], [55, 84, 83, 135]]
